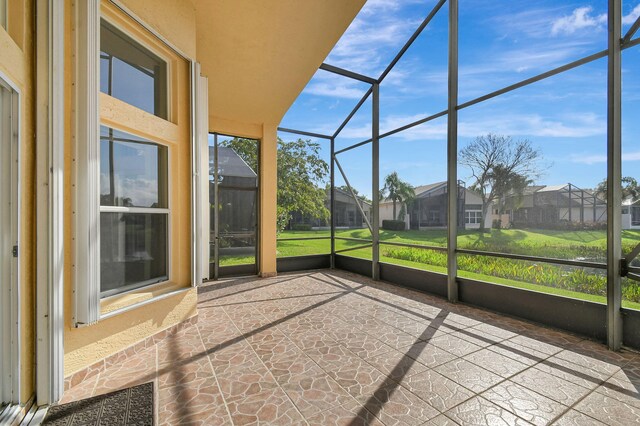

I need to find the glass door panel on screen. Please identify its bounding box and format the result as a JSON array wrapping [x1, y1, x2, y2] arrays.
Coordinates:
[[208, 134, 259, 278]]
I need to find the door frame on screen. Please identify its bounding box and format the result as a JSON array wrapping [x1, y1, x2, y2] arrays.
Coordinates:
[[209, 133, 260, 279], [0, 71, 21, 408]]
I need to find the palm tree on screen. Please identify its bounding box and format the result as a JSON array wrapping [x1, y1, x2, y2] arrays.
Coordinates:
[[380, 172, 415, 220]]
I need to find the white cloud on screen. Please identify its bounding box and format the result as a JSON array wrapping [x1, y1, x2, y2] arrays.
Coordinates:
[[459, 112, 605, 139], [623, 4, 640, 25], [326, 0, 427, 76], [551, 7, 607, 35], [570, 151, 640, 164]]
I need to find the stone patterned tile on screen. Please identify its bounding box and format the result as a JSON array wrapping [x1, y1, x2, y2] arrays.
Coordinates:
[[225, 387, 306, 425], [575, 389, 640, 425], [336, 332, 396, 359], [430, 333, 483, 357], [449, 329, 503, 348], [264, 352, 324, 385], [214, 354, 279, 403], [306, 399, 384, 426], [554, 349, 622, 377], [157, 376, 231, 425], [511, 367, 591, 406], [533, 357, 608, 391], [57, 373, 100, 404], [325, 358, 390, 402], [445, 396, 533, 426], [435, 358, 503, 393], [156, 356, 214, 390], [61, 271, 640, 426], [552, 409, 607, 425], [488, 340, 550, 366], [404, 340, 458, 369], [401, 370, 475, 412], [364, 349, 429, 381], [359, 383, 440, 425], [482, 381, 567, 426], [471, 323, 519, 340], [377, 329, 421, 349], [426, 414, 461, 425], [508, 335, 564, 356], [464, 348, 529, 378], [593, 379, 640, 409], [306, 342, 362, 371], [280, 372, 354, 417]]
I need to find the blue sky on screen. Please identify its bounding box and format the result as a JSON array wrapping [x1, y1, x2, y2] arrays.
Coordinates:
[[279, 0, 640, 199]]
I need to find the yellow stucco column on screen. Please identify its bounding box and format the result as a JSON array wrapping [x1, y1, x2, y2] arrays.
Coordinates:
[[259, 123, 278, 277]]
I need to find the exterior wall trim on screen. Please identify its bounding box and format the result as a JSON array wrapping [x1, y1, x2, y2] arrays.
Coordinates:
[[74, 0, 101, 326], [35, 0, 65, 405]]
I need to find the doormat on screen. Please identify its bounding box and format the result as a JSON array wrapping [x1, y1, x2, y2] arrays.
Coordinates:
[[43, 382, 154, 426]]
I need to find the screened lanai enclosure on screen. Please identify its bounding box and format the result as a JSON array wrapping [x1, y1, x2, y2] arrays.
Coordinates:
[[273, 0, 640, 352]]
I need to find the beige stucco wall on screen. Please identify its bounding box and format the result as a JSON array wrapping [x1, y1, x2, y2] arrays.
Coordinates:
[[62, 0, 198, 377], [0, 0, 36, 404]]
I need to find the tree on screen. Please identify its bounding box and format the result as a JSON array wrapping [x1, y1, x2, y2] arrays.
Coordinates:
[[220, 137, 329, 233], [380, 172, 415, 220], [595, 176, 640, 201], [459, 134, 543, 231]]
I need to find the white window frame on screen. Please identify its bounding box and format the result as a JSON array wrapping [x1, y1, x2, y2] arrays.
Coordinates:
[[465, 210, 482, 225], [75, 0, 201, 328], [99, 16, 171, 121], [0, 72, 21, 408], [98, 128, 171, 299]]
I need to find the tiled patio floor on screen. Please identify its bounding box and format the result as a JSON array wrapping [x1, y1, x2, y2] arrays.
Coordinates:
[[61, 270, 640, 425]]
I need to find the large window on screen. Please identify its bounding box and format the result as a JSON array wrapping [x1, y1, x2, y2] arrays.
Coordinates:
[[99, 126, 169, 297], [100, 19, 168, 119]]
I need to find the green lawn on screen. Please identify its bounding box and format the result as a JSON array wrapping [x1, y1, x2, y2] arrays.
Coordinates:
[[276, 228, 640, 310]]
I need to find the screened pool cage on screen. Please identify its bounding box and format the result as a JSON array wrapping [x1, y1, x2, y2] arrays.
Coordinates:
[[275, 0, 640, 351]]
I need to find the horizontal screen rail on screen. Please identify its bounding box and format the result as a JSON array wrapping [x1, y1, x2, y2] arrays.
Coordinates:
[[379, 241, 447, 251], [334, 236, 373, 243], [456, 248, 607, 270], [335, 244, 373, 254], [277, 237, 331, 242]]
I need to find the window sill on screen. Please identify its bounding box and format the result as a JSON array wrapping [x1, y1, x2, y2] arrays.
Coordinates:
[[99, 281, 191, 320]]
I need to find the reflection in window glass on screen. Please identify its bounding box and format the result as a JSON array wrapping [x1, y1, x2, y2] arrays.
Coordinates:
[[100, 126, 167, 208], [100, 19, 168, 119], [100, 213, 168, 296], [99, 126, 169, 297]]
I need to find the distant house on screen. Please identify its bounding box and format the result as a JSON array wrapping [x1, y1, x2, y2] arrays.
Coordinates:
[[288, 187, 371, 229], [502, 183, 607, 228], [379, 181, 492, 230], [623, 197, 640, 230]]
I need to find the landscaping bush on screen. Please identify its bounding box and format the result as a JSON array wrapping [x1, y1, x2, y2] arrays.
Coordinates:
[[382, 246, 640, 303], [492, 219, 502, 229], [291, 223, 312, 231], [382, 220, 405, 231]]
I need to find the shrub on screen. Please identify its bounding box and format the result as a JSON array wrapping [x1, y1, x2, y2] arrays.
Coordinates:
[[492, 219, 502, 229], [381, 246, 640, 301], [291, 223, 312, 231], [382, 220, 405, 231]]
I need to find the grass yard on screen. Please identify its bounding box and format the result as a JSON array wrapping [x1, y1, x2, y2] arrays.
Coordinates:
[[277, 228, 640, 310]]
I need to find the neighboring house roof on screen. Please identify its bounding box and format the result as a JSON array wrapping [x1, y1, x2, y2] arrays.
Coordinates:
[[333, 187, 372, 207], [209, 146, 257, 178], [508, 183, 605, 204]]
